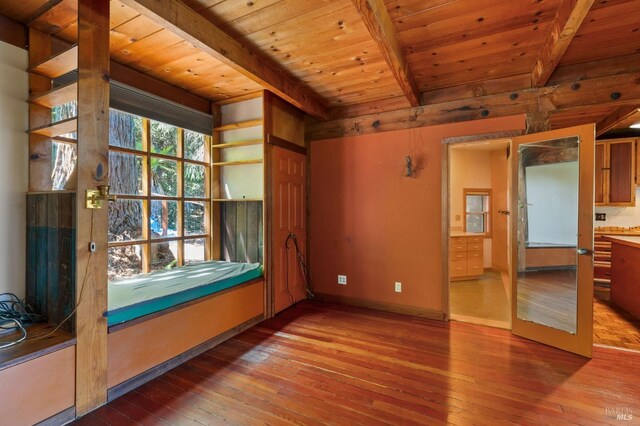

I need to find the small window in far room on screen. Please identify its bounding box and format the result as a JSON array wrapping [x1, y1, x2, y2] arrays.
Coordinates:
[[464, 189, 491, 235]]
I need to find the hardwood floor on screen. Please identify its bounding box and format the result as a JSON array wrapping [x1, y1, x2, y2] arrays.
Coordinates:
[[449, 271, 510, 328], [594, 289, 640, 352], [74, 301, 640, 425], [516, 269, 577, 333]]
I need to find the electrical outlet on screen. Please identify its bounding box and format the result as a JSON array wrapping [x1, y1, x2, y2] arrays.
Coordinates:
[[338, 275, 347, 285], [395, 282, 402, 293], [595, 212, 606, 221]]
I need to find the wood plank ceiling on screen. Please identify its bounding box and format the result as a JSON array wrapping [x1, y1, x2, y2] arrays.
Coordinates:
[[1, 0, 639, 133]]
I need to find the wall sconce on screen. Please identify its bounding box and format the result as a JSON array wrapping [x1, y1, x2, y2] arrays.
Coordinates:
[[86, 185, 117, 209], [404, 156, 417, 178]]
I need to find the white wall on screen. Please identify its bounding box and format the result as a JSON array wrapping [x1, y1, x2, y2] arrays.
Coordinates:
[[595, 188, 640, 228], [450, 148, 493, 267], [526, 161, 579, 245], [0, 41, 28, 298], [219, 97, 264, 200]]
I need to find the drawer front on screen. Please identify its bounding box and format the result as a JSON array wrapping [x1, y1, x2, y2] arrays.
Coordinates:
[[467, 258, 484, 276], [449, 260, 467, 277], [467, 250, 483, 261], [450, 251, 466, 261], [450, 237, 467, 252], [467, 236, 484, 245], [468, 242, 483, 252]]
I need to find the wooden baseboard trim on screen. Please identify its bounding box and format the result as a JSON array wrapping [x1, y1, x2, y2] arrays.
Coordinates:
[[106, 314, 264, 402], [36, 406, 75, 426], [313, 293, 444, 320]]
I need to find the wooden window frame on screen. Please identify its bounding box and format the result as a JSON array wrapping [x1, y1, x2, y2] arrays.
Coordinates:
[[463, 188, 492, 237], [108, 112, 212, 278]]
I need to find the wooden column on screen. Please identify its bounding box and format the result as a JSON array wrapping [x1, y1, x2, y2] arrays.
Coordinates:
[[75, 0, 110, 415], [525, 111, 551, 134]]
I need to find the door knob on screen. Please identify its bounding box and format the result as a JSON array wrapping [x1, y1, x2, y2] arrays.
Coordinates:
[[576, 248, 591, 255]]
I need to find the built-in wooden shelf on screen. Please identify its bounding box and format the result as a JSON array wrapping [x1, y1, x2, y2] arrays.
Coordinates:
[[212, 198, 263, 202], [214, 118, 263, 132], [29, 45, 78, 79], [30, 117, 77, 138], [29, 81, 77, 108], [212, 139, 263, 149], [0, 323, 75, 371], [212, 159, 263, 166]]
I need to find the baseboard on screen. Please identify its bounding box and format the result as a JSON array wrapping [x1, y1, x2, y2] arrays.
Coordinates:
[[314, 293, 444, 320], [106, 314, 264, 402], [37, 406, 75, 426]]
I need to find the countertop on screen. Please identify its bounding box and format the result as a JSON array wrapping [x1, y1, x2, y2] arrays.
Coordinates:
[[603, 235, 640, 249], [450, 232, 486, 237]]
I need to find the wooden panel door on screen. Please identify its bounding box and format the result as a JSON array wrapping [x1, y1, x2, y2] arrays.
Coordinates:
[[272, 146, 307, 313], [594, 142, 605, 204], [608, 139, 635, 205], [511, 124, 594, 358]]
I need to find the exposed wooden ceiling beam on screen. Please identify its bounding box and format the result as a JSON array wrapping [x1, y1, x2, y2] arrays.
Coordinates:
[[307, 71, 640, 140], [120, 0, 328, 119], [531, 0, 595, 87], [351, 0, 420, 107], [596, 105, 639, 136]]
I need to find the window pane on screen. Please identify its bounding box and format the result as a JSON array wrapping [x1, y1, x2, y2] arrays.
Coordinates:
[[151, 157, 178, 196], [151, 241, 178, 271], [109, 110, 143, 151], [109, 152, 144, 195], [52, 101, 77, 122], [185, 202, 205, 236], [109, 199, 144, 242], [51, 142, 77, 190], [150, 200, 178, 238], [184, 130, 206, 162], [466, 214, 485, 233], [108, 245, 143, 282], [150, 120, 177, 156], [466, 195, 485, 213], [184, 163, 206, 198], [184, 238, 206, 265]]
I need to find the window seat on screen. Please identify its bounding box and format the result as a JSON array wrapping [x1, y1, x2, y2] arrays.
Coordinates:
[[105, 260, 263, 327]]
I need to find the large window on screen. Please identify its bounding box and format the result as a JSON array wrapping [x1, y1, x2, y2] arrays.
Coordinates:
[[108, 109, 211, 281], [464, 188, 491, 235]]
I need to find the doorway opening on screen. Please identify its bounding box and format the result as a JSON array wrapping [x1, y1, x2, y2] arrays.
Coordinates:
[[447, 139, 511, 329]]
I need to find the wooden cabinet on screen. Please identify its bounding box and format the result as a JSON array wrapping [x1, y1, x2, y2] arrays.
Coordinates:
[[595, 139, 637, 206], [449, 235, 484, 281]]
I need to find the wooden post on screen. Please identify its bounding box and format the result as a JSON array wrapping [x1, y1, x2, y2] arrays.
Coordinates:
[[75, 0, 110, 415], [525, 111, 551, 134]]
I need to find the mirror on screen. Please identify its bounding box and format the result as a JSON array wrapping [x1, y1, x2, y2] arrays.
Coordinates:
[[516, 136, 579, 334]]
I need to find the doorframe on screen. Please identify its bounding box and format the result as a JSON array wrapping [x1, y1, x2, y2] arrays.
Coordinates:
[[441, 130, 523, 323]]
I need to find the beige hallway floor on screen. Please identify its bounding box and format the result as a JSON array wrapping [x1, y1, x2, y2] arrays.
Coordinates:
[[450, 271, 510, 327]]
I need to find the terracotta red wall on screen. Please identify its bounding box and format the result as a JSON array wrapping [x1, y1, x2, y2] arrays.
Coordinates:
[[309, 115, 525, 314]]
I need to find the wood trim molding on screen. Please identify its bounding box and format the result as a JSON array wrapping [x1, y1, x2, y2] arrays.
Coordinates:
[[307, 71, 640, 141], [119, 0, 328, 119], [531, 0, 596, 87], [314, 293, 445, 320], [266, 134, 307, 155], [351, 0, 420, 107]]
